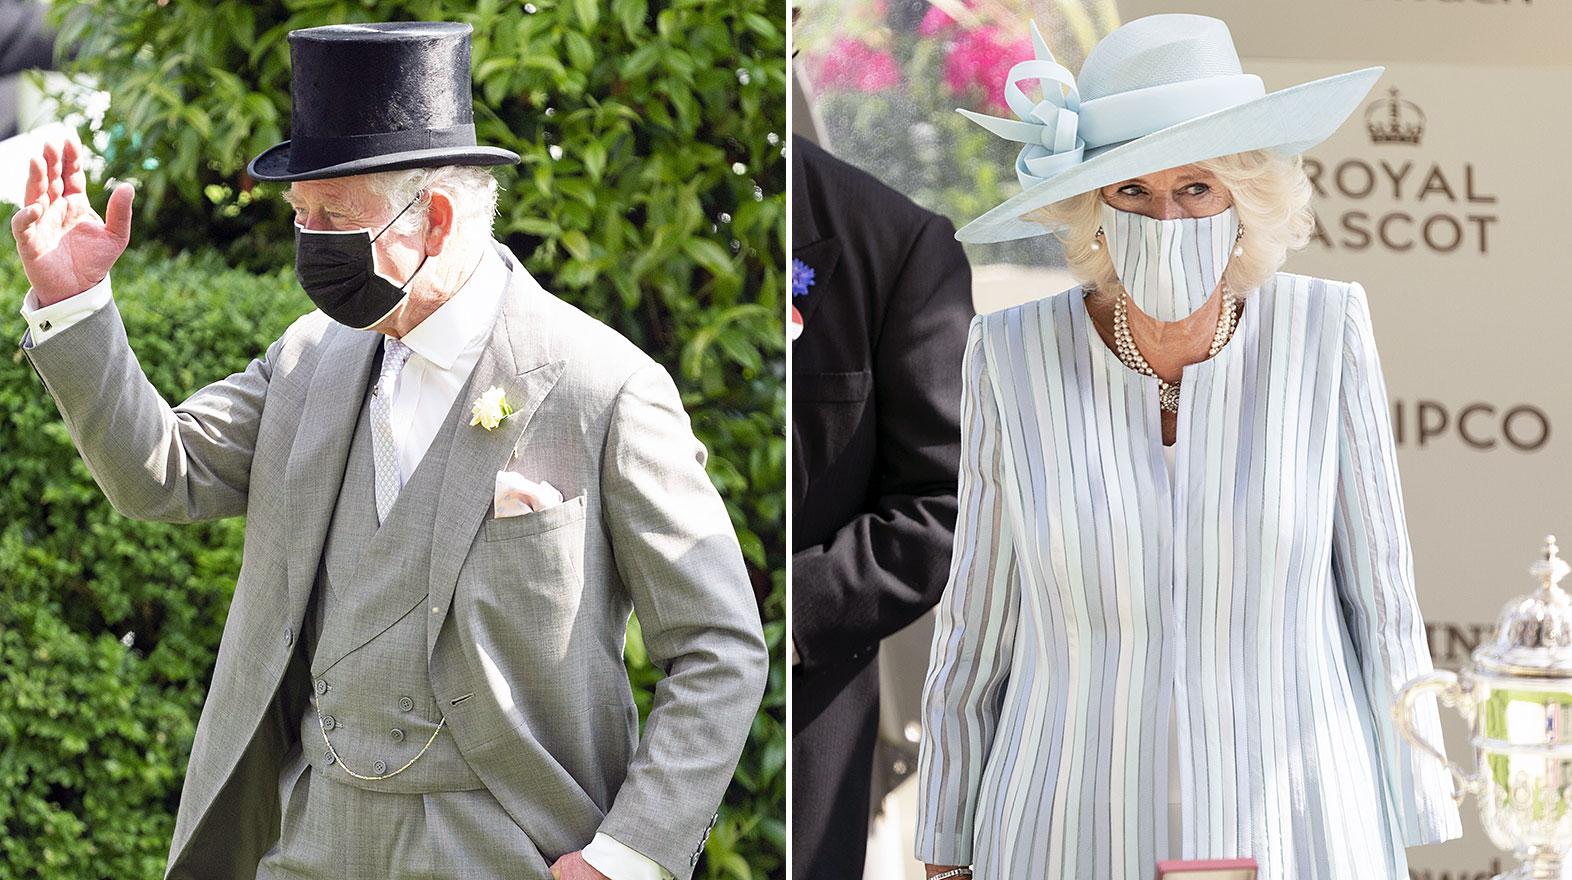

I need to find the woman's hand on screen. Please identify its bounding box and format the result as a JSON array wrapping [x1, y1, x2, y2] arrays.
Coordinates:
[[11, 135, 134, 307]]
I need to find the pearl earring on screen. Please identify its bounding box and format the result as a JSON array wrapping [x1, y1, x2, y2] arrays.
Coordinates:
[[1092, 226, 1104, 251], [1232, 225, 1245, 257]]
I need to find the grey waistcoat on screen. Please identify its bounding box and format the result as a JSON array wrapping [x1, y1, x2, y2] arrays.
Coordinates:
[[296, 348, 484, 794]]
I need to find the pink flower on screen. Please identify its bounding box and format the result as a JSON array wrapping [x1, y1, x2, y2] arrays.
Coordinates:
[[944, 26, 1033, 112], [812, 37, 902, 93], [918, 5, 958, 36]]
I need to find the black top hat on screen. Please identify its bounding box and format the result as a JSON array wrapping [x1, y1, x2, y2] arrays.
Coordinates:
[[247, 21, 520, 182]]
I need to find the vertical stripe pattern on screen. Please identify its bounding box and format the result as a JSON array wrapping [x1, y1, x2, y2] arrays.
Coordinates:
[[1103, 202, 1236, 322], [913, 273, 1462, 879]]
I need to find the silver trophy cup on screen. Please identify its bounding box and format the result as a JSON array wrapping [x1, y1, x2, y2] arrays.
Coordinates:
[[1394, 536, 1572, 880]]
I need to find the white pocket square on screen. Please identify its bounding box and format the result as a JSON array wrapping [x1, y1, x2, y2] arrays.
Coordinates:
[[493, 470, 565, 518]]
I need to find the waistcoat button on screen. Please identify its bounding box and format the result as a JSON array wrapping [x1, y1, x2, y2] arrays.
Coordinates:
[[398, 696, 415, 712], [321, 714, 336, 731], [372, 759, 388, 775], [324, 748, 336, 766], [284, 626, 294, 647], [314, 679, 329, 695], [390, 727, 405, 742]]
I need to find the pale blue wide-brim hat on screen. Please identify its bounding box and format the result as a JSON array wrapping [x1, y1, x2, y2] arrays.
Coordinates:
[[954, 13, 1383, 244]]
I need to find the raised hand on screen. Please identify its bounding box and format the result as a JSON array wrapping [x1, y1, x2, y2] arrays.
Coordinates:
[[10, 134, 134, 307]]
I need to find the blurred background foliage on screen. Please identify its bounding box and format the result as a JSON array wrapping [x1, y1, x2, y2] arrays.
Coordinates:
[[0, 243, 291, 878], [1, 0, 786, 877], [793, 0, 1118, 266]]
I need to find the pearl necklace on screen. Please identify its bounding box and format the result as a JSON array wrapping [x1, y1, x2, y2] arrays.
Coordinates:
[[1112, 283, 1239, 413]]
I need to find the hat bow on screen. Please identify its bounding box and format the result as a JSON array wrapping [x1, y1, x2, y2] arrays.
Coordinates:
[[956, 21, 1085, 189]]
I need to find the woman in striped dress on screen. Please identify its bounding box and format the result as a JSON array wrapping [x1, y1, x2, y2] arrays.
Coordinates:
[[914, 15, 1461, 880]]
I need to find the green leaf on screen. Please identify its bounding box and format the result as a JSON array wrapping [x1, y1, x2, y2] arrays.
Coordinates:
[[563, 31, 594, 73], [582, 140, 607, 182], [742, 12, 778, 41], [561, 229, 593, 262], [613, 0, 648, 38], [514, 217, 561, 237], [682, 237, 737, 279], [474, 55, 517, 81], [518, 56, 567, 81], [619, 43, 661, 79]]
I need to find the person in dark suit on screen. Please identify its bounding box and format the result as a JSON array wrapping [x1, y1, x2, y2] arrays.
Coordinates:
[[790, 134, 973, 879]]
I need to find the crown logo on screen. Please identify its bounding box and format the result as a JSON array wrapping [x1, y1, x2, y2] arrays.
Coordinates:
[[1366, 87, 1425, 145]]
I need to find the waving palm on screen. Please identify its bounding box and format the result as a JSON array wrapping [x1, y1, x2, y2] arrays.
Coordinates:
[[10, 135, 134, 306]]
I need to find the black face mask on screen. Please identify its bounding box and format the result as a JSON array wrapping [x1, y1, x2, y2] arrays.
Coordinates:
[[293, 193, 430, 330]]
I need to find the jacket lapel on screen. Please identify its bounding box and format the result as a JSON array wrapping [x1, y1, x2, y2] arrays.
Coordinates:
[[285, 323, 382, 628], [791, 139, 842, 330], [425, 246, 565, 660], [791, 237, 840, 330]]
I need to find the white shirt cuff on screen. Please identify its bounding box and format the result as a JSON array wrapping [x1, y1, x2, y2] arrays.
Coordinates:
[[582, 832, 673, 880], [20, 274, 113, 348]]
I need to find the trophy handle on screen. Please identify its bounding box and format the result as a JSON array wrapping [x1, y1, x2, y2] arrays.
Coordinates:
[[1392, 670, 1476, 805]]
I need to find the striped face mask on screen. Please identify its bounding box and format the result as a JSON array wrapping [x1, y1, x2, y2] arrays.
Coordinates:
[[1100, 201, 1238, 322]]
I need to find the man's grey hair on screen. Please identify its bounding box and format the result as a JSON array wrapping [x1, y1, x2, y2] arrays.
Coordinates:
[[361, 165, 501, 237]]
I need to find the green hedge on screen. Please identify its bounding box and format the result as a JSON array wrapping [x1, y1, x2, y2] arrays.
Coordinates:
[[9, 0, 786, 876], [0, 242, 299, 877]]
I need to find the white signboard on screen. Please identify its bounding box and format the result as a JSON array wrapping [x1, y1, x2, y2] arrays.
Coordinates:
[[1123, 0, 1568, 66], [1249, 54, 1572, 879]]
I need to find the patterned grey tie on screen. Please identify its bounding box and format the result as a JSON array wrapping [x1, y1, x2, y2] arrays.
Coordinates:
[[371, 338, 414, 524]]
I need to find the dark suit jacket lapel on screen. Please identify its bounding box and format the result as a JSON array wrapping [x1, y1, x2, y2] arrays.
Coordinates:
[[791, 142, 842, 331]]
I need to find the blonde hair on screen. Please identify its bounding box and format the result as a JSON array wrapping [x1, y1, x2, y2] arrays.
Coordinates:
[[1021, 150, 1315, 299]]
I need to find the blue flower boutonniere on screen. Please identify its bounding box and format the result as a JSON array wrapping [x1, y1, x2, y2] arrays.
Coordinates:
[[791, 258, 816, 298]]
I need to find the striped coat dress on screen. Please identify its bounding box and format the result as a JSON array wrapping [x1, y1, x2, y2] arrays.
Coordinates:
[[913, 273, 1462, 879]]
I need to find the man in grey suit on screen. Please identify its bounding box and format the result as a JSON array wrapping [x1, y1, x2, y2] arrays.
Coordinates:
[[7, 22, 768, 880]]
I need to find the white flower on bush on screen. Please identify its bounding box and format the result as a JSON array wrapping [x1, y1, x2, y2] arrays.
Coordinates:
[[469, 385, 515, 431]]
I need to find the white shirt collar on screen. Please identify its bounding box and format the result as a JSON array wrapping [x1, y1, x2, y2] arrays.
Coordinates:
[[395, 245, 507, 371]]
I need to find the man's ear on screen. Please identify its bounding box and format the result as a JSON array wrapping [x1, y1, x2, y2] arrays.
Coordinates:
[[423, 188, 457, 255]]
